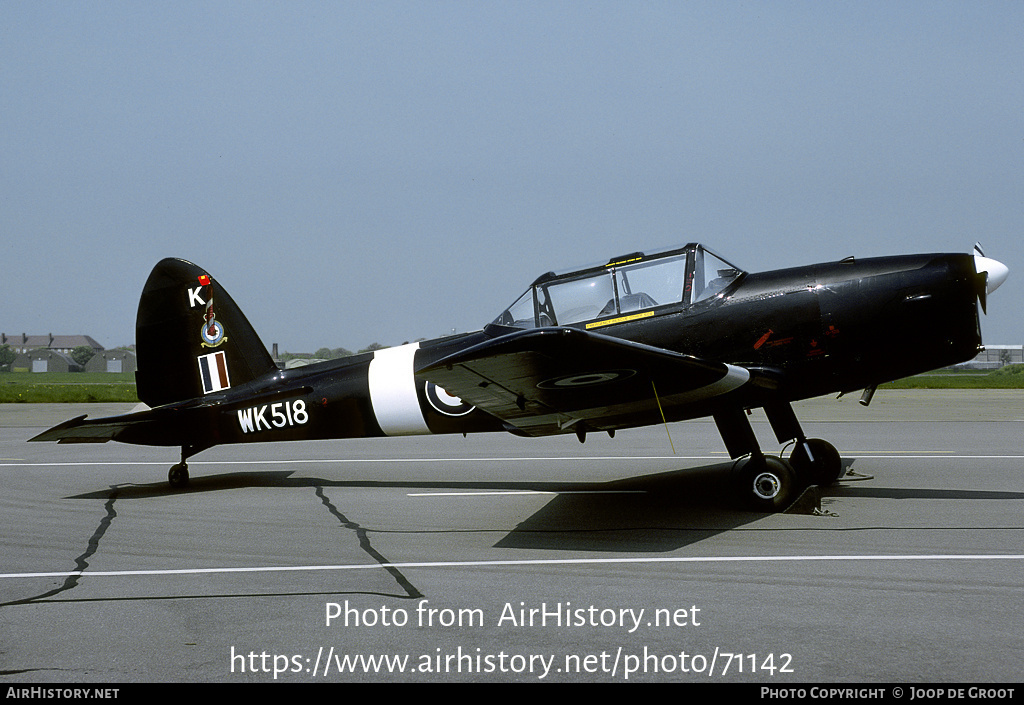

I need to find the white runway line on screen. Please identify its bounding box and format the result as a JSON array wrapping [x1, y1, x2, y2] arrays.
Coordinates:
[[4, 553, 1023, 581], [3, 456, 683, 467], [407, 490, 647, 496], [4, 454, 1024, 468]]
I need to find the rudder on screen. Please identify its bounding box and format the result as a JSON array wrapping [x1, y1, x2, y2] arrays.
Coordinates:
[[135, 258, 277, 407]]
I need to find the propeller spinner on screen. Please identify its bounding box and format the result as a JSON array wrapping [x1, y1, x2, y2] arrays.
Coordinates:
[[974, 243, 1009, 295], [973, 243, 1009, 314]]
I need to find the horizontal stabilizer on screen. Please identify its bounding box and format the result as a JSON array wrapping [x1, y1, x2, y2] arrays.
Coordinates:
[[29, 385, 314, 447], [29, 413, 144, 444]]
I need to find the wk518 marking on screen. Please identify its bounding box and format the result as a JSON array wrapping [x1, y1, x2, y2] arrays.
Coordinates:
[[237, 400, 309, 433]]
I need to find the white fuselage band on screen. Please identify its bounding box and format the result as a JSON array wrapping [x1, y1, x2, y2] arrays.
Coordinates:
[[368, 343, 430, 436]]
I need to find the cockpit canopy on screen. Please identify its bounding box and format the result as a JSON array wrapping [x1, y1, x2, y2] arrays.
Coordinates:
[[493, 243, 744, 330]]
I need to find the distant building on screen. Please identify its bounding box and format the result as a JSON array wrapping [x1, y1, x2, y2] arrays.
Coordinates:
[[84, 349, 137, 374], [25, 349, 81, 373], [1, 333, 104, 356], [961, 345, 1024, 370], [1, 333, 109, 372], [284, 358, 328, 369]]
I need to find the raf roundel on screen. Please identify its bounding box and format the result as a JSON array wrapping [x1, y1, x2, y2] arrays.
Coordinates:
[[536, 369, 636, 389], [425, 381, 475, 416]]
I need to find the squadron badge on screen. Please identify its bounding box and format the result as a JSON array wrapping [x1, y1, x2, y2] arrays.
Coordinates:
[[198, 274, 227, 348]]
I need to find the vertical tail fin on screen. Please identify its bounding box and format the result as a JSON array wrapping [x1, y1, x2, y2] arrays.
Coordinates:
[[135, 258, 277, 407]]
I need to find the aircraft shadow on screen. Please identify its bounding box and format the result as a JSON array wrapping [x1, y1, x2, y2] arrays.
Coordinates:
[[59, 458, 1024, 567], [494, 463, 757, 552], [825, 486, 1024, 501], [67, 461, 767, 553], [820, 457, 1024, 501], [66, 464, 738, 502], [57, 457, 1024, 565]]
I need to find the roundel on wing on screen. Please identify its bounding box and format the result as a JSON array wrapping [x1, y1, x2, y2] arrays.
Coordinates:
[[536, 369, 637, 389], [425, 381, 476, 416]]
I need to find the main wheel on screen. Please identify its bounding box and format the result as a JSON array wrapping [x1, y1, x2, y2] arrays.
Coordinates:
[[734, 455, 796, 511], [168, 462, 190, 488], [789, 438, 843, 485]]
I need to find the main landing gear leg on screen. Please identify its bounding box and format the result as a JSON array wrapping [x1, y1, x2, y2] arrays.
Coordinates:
[[763, 402, 844, 486], [713, 408, 796, 511]]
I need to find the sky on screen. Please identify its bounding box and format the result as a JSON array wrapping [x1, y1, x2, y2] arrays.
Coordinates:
[[2, 1, 1022, 354]]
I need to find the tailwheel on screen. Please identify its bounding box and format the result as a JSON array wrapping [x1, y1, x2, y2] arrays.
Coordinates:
[[788, 438, 843, 486], [734, 455, 796, 512], [168, 462, 190, 488]]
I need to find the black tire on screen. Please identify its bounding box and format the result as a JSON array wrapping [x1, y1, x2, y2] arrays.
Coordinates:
[[734, 455, 795, 512], [789, 438, 843, 485], [168, 463, 190, 488]]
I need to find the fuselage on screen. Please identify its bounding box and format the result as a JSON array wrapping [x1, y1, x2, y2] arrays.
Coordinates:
[[115, 250, 984, 450]]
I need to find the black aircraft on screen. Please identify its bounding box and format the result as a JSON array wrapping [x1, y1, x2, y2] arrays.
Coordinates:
[[31, 243, 1008, 510]]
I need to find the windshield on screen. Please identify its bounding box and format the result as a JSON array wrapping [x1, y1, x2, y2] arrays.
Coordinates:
[[493, 244, 742, 329], [692, 248, 742, 303]]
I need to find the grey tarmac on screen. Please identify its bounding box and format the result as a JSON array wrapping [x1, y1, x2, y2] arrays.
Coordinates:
[[1, 390, 1022, 682]]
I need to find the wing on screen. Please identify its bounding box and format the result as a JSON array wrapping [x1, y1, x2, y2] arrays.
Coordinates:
[[419, 326, 751, 437]]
